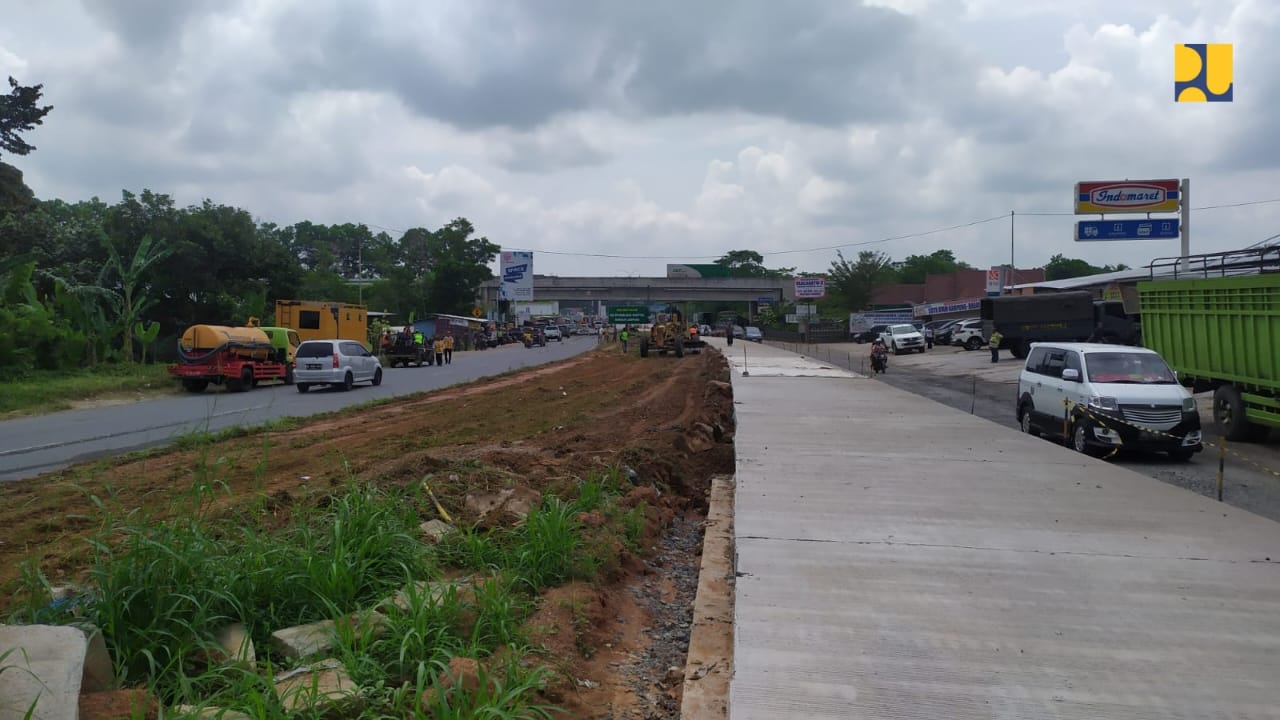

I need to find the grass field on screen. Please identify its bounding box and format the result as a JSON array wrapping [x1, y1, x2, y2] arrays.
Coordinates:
[[0, 363, 177, 417]]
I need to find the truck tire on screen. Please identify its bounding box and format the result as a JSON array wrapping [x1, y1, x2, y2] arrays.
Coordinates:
[[675, 339, 684, 358], [1213, 385, 1253, 441], [964, 337, 982, 351], [227, 366, 253, 392], [639, 338, 649, 357], [181, 379, 209, 393], [1009, 340, 1029, 360]]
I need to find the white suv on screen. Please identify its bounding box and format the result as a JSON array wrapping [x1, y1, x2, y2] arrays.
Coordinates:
[[543, 326, 563, 341], [879, 324, 926, 355], [1015, 343, 1202, 460], [951, 319, 986, 351], [294, 340, 383, 392]]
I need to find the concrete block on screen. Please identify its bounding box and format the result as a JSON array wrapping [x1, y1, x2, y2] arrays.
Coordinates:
[[213, 623, 255, 666], [171, 705, 252, 720], [273, 658, 362, 714], [77, 624, 116, 692], [270, 613, 385, 660], [379, 579, 470, 612], [419, 519, 455, 543], [0, 623, 87, 720]]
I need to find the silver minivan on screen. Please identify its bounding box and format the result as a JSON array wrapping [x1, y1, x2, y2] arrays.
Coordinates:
[[1015, 342, 1202, 460], [294, 339, 383, 392]]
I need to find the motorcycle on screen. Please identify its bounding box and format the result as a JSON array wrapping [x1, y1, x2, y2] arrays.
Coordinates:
[[870, 347, 888, 374]]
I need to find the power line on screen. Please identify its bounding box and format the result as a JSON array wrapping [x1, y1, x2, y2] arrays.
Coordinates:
[[351, 195, 1280, 260]]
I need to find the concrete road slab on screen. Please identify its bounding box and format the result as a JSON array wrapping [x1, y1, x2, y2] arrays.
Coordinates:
[[728, 344, 1280, 719]]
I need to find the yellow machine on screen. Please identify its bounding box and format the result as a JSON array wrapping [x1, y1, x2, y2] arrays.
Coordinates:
[[178, 324, 274, 360], [639, 308, 705, 358], [275, 300, 369, 348]]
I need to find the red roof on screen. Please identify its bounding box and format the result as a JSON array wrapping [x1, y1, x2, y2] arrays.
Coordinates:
[[870, 267, 1046, 307]]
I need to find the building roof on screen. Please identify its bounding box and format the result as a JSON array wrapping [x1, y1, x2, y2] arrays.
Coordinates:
[[1008, 268, 1152, 292]]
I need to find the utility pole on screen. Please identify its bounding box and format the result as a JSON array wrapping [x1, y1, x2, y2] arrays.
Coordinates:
[[1180, 177, 1191, 275], [1009, 210, 1016, 292]]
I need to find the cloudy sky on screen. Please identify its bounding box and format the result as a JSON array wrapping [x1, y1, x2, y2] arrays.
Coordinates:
[[3, 0, 1278, 278]]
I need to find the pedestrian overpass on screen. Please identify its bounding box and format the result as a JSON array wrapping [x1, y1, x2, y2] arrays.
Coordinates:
[[476, 276, 796, 307]]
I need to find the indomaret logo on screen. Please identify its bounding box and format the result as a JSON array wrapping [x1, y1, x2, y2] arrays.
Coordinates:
[[1091, 187, 1167, 207]]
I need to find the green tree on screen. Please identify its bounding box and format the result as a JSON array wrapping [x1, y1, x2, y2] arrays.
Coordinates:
[[894, 249, 971, 284], [1043, 254, 1130, 281], [1, 77, 53, 158], [101, 233, 172, 360], [827, 250, 897, 311], [713, 249, 796, 278], [422, 218, 500, 315]]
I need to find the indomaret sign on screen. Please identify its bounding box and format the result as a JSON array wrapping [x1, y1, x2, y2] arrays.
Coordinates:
[[499, 251, 534, 302]]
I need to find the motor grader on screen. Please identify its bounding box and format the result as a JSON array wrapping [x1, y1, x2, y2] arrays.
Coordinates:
[[639, 308, 705, 358]]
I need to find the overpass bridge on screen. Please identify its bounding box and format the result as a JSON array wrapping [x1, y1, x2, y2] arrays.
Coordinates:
[[476, 276, 797, 307]]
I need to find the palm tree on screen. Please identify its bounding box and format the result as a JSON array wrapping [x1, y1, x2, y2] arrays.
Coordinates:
[[101, 233, 172, 361]]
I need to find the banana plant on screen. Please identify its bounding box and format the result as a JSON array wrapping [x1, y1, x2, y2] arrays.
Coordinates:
[[133, 320, 161, 364], [101, 233, 172, 361]]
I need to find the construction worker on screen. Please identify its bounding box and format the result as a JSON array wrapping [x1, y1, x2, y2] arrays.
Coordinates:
[[619, 326, 630, 353], [413, 327, 424, 348], [443, 332, 454, 365], [989, 329, 1003, 364], [432, 335, 446, 366], [380, 329, 393, 353]]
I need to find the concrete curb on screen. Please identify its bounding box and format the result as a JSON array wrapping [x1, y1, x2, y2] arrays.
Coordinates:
[[679, 474, 735, 720]]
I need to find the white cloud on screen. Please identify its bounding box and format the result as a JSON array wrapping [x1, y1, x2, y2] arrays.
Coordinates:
[[2, 0, 1278, 280]]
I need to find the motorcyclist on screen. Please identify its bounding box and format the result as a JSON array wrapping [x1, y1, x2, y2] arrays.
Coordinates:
[[870, 338, 889, 373]]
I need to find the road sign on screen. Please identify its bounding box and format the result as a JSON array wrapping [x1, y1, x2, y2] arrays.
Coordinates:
[[794, 276, 827, 299], [606, 305, 649, 324], [985, 266, 1006, 296], [757, 296, 774, 305], [471, 307, 484, 318], [1074, 179, 1180, 214], [795, 304, 817, 316], [1076, 219, 1180, 241]]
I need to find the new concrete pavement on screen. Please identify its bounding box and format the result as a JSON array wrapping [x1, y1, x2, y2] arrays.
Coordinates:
[[710, 339, 1280, 719], [0, 337, 595, 481]]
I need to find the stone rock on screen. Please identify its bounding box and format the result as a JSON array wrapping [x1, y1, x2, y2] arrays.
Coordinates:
[[78, 623, 117, 692], [706, 380, 732, 398], [270, 613, 386, 660], [464, 487, 542, 524], [676, 423, 716, 453], [273, 659, 362, 714], [419, 519, 455, 543], [379, 579, 471, 612], [0, 624, 86, 720], [170, 704, 252, 720], [213, 623, 255, 666]]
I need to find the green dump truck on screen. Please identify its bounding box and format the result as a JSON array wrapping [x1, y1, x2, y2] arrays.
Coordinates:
[[1138, 248, 1280, 441]]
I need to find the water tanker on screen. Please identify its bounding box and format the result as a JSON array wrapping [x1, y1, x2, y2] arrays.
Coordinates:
[[168, 320, 292, 393]]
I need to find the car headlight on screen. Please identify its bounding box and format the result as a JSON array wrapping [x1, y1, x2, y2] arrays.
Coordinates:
[[1088, 396, 1118, 411], [1182, 397, 1197, 412]]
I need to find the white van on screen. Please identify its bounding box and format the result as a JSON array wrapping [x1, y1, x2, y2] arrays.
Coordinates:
[[1015, 343, 1202, 460]]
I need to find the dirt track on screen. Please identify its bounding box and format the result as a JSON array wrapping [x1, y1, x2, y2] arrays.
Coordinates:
[[0, 345, 737, 719]]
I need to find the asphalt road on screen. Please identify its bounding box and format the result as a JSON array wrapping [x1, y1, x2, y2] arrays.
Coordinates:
[[774, 340, 1280, 524], [0, 336, 597, 482]]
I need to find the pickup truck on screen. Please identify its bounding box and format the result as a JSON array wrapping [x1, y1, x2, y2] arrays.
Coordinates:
[[543, 326, 563, 342]]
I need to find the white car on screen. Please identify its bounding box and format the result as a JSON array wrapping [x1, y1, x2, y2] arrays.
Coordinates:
[[879, 323, 926, 355], [951, 319, 987, 351], [543, 326, 563, 341], [294, 339, 383, 392], [1015, 343, 1202, 461]]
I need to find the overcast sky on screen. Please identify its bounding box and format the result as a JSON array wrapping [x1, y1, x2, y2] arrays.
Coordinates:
[[3, 0, 1277, 278]]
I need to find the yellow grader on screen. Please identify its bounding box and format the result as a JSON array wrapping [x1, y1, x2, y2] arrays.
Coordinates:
[[639, 308, 705, 358]]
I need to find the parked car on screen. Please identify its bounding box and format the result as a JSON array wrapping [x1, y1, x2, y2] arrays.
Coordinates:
[[951, 319, 986, 350], [879, 323, 926, 354], [544, 326, 563, 342], [932, 319, 967, 346], [730, 325, 746, 339], [744, 326, 764, 342], [294, 339, 383, 392], [1015, 343, 1202, 461], [852, 324, 890, 344], [699, 324, 713, 336]]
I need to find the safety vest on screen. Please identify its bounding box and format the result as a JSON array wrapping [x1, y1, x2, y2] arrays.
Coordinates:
[[414, 332, 424, 345]]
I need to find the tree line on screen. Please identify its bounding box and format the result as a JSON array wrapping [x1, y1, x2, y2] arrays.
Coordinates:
[[0, 76, 499, 372]]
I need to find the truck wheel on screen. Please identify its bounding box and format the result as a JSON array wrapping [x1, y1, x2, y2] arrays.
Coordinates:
[[181, 379, 209, 393], [1009, 341, 1029, 360], [1213, 385, 1252, 441], [341, 371, 354, 391], [675, 339, 684, 358], [639, 338, 649, 357], [964, 337, 982, 351], [240, 367, 254, 392]]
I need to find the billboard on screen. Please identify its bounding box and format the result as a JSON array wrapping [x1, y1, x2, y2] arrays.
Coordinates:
[[794, 276, 827, 299], [1074, 180, 1180, 214], [499, 251, 533, 302], [1076, 219, 1180, 241]]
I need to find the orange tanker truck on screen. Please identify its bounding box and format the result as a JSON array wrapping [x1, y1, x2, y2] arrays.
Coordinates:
[[167, 318, 294, 393]]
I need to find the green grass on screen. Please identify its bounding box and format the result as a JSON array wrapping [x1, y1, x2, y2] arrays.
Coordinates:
[[7, 465, 646, 717], [0, 363, 176, 417]]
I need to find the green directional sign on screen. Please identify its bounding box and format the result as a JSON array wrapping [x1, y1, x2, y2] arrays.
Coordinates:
[[607, 305, 649, 324]]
